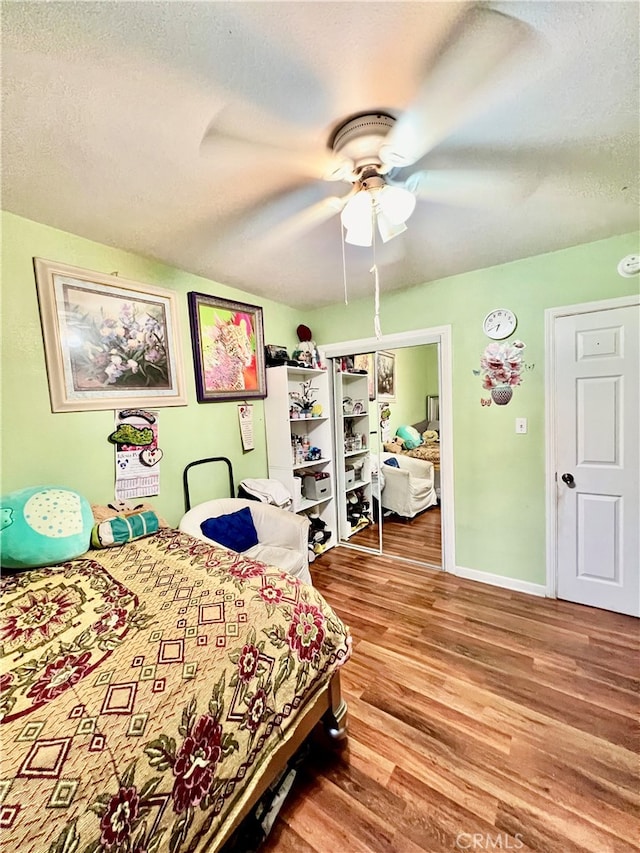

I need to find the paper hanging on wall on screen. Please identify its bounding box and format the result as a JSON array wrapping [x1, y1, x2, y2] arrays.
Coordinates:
[[238, 404, 254, 451], [114, 409, 161, 499], [379, 403, 392, 444]]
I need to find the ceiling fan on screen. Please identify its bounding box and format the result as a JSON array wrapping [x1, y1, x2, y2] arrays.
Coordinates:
[[201, 3, 539, 250], [322, 111, 418, 246]]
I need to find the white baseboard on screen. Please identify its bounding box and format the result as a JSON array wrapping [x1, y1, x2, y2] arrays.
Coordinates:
[[453, 565, 547, 598]]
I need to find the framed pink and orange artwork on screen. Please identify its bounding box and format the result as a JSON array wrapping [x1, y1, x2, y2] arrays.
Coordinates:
[[187, 291, 266, 402]]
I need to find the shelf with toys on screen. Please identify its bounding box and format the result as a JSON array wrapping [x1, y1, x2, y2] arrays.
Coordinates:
[[333, 365, 373, 541], [264, 363, 337, 558]]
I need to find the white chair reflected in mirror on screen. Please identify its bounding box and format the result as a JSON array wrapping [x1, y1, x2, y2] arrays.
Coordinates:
[[379, 454, 438, 519]]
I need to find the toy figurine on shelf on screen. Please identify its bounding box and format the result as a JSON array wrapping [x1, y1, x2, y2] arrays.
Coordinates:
[[292, 324, 322, 369]]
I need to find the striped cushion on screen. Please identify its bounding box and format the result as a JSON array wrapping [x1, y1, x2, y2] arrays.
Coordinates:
[[91, 511, 160, 548]]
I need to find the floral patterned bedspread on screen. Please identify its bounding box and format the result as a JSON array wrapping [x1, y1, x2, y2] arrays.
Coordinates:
[[0, 529, 350, 853], [383, 442, 440, 465]]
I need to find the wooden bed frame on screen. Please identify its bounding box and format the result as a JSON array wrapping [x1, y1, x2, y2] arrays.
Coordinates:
[[209, 671, 348, 851]]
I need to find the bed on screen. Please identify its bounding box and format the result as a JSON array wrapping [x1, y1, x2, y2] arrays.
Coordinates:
[[383, 440, 440, 467], [0, 526, 350, 853]]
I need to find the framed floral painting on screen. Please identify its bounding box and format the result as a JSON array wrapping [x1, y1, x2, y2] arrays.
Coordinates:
[[187, 292, 266, 402], [34, 259, 187, 413]]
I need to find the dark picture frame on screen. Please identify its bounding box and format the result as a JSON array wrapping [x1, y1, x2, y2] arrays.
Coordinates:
[[187, 292, 266, 402], [376, 350, 396, 402]]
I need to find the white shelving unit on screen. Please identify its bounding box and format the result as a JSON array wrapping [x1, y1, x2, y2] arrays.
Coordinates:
[[333, 368, 373, 541], [264, 365, 337, 553]]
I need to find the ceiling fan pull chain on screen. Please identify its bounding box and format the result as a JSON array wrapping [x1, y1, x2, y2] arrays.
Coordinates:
[[341, 222, 349, 305], [371, 217, 382, 339], [371, 263, 382, 339]]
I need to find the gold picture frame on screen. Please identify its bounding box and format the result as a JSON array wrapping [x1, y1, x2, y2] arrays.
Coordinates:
[[34, 258, 187, 413]]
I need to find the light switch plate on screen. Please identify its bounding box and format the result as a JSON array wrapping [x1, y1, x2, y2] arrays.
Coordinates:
[[515, 418, 528, 434]]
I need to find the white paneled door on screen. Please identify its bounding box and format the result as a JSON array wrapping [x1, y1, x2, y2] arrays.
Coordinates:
[[555, 304, 639, 616]]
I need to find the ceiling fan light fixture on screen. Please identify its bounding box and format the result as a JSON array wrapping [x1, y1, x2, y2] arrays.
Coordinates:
[[345, 222, 374, 246], [341, 179, 415, 246], [376, 184, 416, 225], [341, 189, 373, 230], [375, 209, 407, 243]]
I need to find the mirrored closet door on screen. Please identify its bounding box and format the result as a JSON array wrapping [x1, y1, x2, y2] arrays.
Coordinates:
[[331, 343, 442, 569]]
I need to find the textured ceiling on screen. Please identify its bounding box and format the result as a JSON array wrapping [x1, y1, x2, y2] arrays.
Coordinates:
[[2, 1, 638, 308]]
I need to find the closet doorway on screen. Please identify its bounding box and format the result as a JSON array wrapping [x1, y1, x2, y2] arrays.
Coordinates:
[[322, 327, 454, 574]]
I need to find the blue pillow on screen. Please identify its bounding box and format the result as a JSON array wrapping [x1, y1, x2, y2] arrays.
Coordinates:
[[200, 507, 259, 553], [384, 457, 400, 468]]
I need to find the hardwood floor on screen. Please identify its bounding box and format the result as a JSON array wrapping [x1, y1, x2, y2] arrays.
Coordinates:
[[349, 504, 442, 566], [261, 548, 640, 853]]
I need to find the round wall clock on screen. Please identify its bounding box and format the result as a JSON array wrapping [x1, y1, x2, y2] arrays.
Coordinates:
[[483, 308, 517, 340]]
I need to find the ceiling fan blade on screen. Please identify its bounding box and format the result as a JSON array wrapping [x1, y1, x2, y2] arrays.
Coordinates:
[[381, 7, 537, 169], [200, 124, 353, 181], [258, 191, 353, 249], [200, 108, 352, 181], [404, 168, 536, 208]]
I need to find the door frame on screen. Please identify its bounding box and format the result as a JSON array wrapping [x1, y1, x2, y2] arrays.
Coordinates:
[[320, 325, 455, 574], [544, 294, 640, 598]]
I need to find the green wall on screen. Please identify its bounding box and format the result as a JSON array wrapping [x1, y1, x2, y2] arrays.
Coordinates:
[[386, 344, 438, 436], [0, 211, 305, 524], [2, 210, 637, 586], [309, 232, 639, 584]]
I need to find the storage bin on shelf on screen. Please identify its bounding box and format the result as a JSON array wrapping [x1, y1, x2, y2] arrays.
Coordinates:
[[303, 471, 331, 501]]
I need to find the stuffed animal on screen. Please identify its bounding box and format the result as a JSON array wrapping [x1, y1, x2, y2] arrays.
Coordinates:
[[346, 490, 370, 530], [292, 324, 321, 369], [307, 514, 331, 562], [395, 424, 423, 450], [0, 486, 94, 569], [91, 500, 169, 526]]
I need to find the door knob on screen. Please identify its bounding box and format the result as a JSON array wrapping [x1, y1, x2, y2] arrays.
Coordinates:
[[561, 473, 575, 486]]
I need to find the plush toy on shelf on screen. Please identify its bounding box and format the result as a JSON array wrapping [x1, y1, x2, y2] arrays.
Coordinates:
[[307, 514, 331, 562], [384, 436, 405, 454], [346, 488, 370, 532], [292, 324, 322, 369]]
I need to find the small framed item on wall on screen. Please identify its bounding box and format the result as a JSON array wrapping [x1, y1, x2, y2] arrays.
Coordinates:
[[187, 292, 266, 402], [353, 353, 375, 400], [34, 258, 187, 413], [376, 350, 396, 402]]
